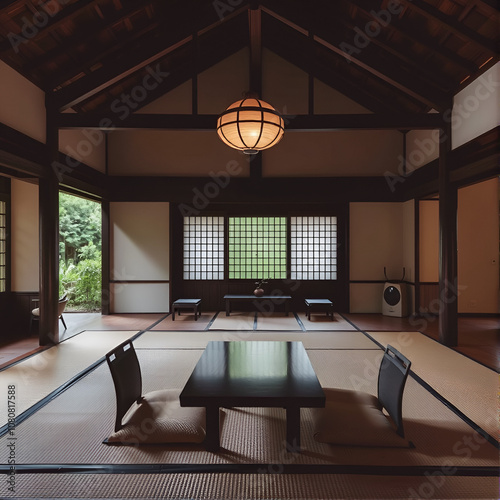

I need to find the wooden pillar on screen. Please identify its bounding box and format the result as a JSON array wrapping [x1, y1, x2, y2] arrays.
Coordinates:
[[101, 199, 110, 315], [438, 117, 458, 347], [39, 104, 60, 345], [248, 4, 262, 97], [414, 198, 420, 315]]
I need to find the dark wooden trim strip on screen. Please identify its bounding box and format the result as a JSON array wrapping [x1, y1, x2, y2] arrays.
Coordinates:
[[109, 280, 170, 284], [55, 112, 445, 131], [349, 280, 416, 285], [1, 463, 497, 476]]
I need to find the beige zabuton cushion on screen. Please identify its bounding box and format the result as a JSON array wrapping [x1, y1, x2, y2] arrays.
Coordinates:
[[311, 388, 410, 447], [107, 389, 206, 445]]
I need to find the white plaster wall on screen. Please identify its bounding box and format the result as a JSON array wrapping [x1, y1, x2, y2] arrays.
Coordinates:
[[11, 179, 39, 291], [110, 202, 170, 313], [0, 60, 46, 143], [452, 63, 500, 149]]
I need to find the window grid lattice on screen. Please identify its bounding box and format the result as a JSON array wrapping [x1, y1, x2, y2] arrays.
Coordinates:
[[0, 201, 6, 292], [229, 217, 287, 279], [183, 216, 224, 280], [291, 216, 337, 280]]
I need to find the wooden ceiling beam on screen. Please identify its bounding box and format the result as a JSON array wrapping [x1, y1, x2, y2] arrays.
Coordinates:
[[0, 0, 97, 55], [24, 3, 151, 74], [329, 0, 451, 91], [397, 0, 498, 55], [344, 0, 477, 75], [51, 6, 249, 111], [55, 112, 444, 131], [86, 24, 247, 115], [262, 17, 409, 114], [263, 1, 449, 110], [52, 35, 193, 111]]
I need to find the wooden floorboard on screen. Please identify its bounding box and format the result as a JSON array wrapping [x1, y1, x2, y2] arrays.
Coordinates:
[[0, 313, 498, 371]]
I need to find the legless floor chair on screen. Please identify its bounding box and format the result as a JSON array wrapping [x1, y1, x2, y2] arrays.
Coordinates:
[[104, 339, 206, 445], [30, 294, 68, 332], [311, 345, 412, 447]]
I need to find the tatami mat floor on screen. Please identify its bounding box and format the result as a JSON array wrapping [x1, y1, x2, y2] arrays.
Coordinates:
[[0, 312, 497, 499]]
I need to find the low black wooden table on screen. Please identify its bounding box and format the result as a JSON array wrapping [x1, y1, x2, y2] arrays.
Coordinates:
[[223, 294, 292, 316], [179, 340, 325, 452], [171, 298, 201, 320], [304, 298, 334, 320]]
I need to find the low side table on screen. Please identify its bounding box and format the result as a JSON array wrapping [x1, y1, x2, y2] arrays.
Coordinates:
[[172, 299, 201, 321], [305, 299, 334, 320]]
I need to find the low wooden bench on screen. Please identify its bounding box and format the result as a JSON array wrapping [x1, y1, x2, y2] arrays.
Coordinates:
[[172, 299, 201, 321], [304, 298, 334, 320]]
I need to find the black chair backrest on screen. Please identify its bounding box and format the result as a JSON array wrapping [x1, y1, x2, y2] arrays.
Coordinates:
[[377, 345, 411, 437], [106, 340, 143, 432]]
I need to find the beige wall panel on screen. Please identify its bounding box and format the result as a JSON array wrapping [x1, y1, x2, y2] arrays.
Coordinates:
[[406, 127, 440, 170], [350, 283, 385, 313], [314, 79, 370, 114], [58, 129, 106, 173], [453, 62, 499, 149], [262, 49, 308, 115], [198, 49, 249, 114], [0, 61, 46, 143], [457, 178, 499, 313], [263, 130, 403, 177], [139, 81, 192, 114], [350, 202, 404, 282], [111, 282, 169, 313], [110, 202, 169, 281], [419, 200, 439, 283], [108, 130, 249, 176], [11, 179, 39, 291]]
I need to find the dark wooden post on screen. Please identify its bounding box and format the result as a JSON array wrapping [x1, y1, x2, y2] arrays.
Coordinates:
[[438, 116, 458, 347], [39, 103, 60, 345], [249, 4, 263, 179], [414, 198, 420, 315], [101, 199, 110, 315]]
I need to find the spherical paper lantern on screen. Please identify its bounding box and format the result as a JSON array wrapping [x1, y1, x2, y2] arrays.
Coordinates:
[[216, 97, 285, 154]]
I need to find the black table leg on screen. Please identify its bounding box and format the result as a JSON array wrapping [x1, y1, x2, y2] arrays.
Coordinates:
[[226, 299, 230, 316], [285, 407, 301, 452], [285, 300, 289, 316], [172, 307, 176, 321], [205, 406, 220, 452]]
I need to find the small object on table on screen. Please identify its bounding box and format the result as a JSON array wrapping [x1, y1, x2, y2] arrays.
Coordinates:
[[172, 299, 201, 321], [304, 299, 334, 320]]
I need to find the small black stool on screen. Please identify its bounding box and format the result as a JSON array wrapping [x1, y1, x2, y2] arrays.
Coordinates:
[[304, 299, 334, 320], [172, 299, 201, 321]]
